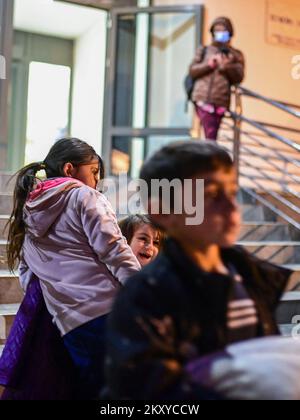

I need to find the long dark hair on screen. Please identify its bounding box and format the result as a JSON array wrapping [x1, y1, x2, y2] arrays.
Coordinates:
[[6, 138, 104, 272]]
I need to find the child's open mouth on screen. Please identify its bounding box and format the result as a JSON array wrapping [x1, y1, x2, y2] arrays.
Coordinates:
[[139, 253, 152, 261]]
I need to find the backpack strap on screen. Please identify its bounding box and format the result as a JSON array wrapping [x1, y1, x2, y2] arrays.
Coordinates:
[[184, 46, 208, 112], [200, 45, 208, 62]]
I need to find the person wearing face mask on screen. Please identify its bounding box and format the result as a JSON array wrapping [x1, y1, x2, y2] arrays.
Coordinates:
[[189, 17, 245, 141]]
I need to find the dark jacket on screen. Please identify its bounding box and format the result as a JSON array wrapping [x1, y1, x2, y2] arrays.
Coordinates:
[[106, 239, 291, 400], [189, 44, 245, 109]]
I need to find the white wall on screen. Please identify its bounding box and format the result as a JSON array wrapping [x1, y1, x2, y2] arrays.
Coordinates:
[[148, 14, 195, 128], [71, 12, 107, 154]]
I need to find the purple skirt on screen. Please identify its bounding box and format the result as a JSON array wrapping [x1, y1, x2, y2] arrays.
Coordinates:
[[0, 276, 76, 400]]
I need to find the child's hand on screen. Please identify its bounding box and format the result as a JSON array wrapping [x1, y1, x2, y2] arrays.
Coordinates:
[[208, 54, 221, 68]]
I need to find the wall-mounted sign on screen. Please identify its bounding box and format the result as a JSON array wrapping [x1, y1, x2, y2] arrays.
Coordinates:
[[266, 0, 300, 49]]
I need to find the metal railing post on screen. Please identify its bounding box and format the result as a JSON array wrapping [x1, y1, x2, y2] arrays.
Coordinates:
[[224, 85, 300, 233], [233, 86, 242, 181]]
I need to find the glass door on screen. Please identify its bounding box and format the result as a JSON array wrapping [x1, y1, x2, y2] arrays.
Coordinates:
[[8, 31, 73, 171], [103, 5, 203, 177]]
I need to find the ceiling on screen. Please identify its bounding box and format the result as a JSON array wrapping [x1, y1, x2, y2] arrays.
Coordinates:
[[54, 0, 137, 9], [13, 0, 106, 39]]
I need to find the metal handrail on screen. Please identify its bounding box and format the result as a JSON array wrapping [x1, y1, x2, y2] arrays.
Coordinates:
[[242, 187, 300, 230], [277, 100, 300, 111], [225, 87, 300, 230], [240, 143, 300, 186], [239, 163, 300, 214], [243, 187, 300, 231], [222, 132, 300, 207], [224, 117, 300, 135], [225, 126, 300, 142], [241, 132, 300, 169], [222, 116, 300, 138], [239, 150, 300, 205], [239, 170, 300, 218], [256, 121, 300, 135], [231, 111, 300, 153], [221, 119, 300, 170], [238, 86, 300, 119]]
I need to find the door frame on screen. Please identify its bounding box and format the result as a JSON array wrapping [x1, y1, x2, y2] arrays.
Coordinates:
[[0, 0, 14, 171], [102, 4, 204, 173], [8, 31, 74, 171]]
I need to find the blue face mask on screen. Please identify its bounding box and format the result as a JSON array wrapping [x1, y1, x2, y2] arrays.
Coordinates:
[[214, 31, 231, 43]]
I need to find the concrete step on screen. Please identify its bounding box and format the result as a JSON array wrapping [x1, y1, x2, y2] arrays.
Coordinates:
[[0, 194, 12, 216], [0, 241, 18, 271], [0, 304, 20, 344], [241, 204, 276, 222], [0, 240, 8, 271], [238, 241, 300, 265], [239, 223, 292, 242], [0, 216, 9, 241], [0, 271, 23, 304], [0, 173, 15, 194]]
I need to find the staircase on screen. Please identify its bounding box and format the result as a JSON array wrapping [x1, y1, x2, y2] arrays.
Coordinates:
[[0, 174, 23, 358], [1, 169, 300, 357], [1, 85, 300, 350], [219, 86, 300, 335], [238, 190, 300, 336]]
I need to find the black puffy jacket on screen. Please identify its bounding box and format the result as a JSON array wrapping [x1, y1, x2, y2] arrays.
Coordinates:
[[106, 239, 291, 400]]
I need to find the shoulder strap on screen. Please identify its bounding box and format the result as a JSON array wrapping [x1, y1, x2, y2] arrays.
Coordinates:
[[200, 46, 208, 62]]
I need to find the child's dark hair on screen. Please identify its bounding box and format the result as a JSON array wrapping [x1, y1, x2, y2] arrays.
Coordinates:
[[140, 140, 234, 196], [119, 214, 165, 248], [6, 138, 104, 272]]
